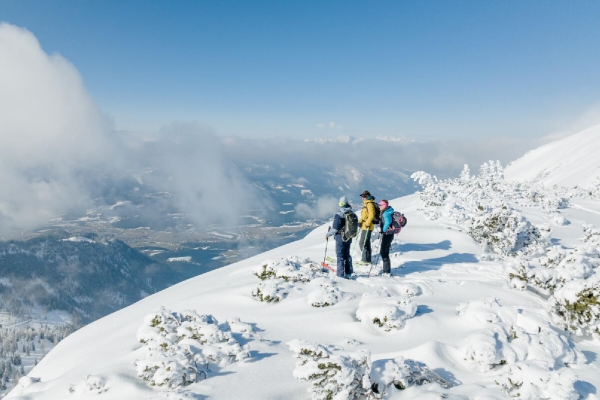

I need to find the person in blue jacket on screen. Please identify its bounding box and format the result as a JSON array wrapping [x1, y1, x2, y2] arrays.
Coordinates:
[[378, 199, 395, 276], [326, 196, 355, 278]]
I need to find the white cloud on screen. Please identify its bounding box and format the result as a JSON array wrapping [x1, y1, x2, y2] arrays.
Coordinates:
[[0, 23, 265, 238], [0, 23, 120, 237], [295, 196, 338, 220], [316, 122, 342, 129]]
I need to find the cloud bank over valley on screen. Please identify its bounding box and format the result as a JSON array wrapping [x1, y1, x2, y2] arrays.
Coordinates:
[[0, 23, 549, 238]]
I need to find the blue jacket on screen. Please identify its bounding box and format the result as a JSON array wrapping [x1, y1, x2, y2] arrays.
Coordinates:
[[381, 206, 395, 234], [327, 205, 354, 237]]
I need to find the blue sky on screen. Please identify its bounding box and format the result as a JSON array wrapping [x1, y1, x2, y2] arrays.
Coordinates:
[[2, 0, 600, 139]]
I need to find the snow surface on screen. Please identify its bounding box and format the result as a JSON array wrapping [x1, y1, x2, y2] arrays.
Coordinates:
[[7, 190, 600, 399], [62, 237, 95, 243], [166, 256, 193, 263], [505, 124, 600, 188]]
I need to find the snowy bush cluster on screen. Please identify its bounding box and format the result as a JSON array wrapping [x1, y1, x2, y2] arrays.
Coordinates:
[[251, 256, 344, 307], [414, 161, 600, 340], [550, 275, 600, 338], [413, 161, 561, 256], [355, 287, 417, 332], [570, 175, 600, 200], [287, 339, 450, 400], [456, 297, 583, 399], [506, 225, 600, 338], [495, 362, 579, 400], [134, 308, 251, 389]]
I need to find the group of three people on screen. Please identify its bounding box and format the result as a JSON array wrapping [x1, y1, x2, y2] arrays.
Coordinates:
[[326, 190, 396, 278]]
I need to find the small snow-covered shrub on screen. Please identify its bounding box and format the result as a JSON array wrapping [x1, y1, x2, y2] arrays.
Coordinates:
[[463, 328, 508, 372], [66, 375, 108, 394], [422, 209, 440, 221], [287, 339, 371, 400], [393, 282, 420, 297], [411, 171, 446, 207], [508, 260, 530, 290], [469, 206, 544, 256], [550, 212, 569, 226], [495, 361, 578, 400], [308, 278, 342, 307], [583, 223, 600, 244], [18, 376, 40, 388], [227, 317, 254, 339], [251, 279, 289, 303], [550, 276, 600, 338], [251, 256, 324, 304], [539, 245, 567, 268], [253, 256, 319, 283], [356, 289, 417, 332], [370, 356, 452, 393], [134, 308, 251, 389]]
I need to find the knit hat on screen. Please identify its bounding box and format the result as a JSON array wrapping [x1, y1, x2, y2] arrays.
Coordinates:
[[359, 190, 371, 198], [378, 199, 389, 207], [339, 196, 349, 207]]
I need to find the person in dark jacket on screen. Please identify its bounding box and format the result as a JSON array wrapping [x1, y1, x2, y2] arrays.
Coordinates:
[[358, 190, 377, 263], [378, 199, 395, 276], [326, 196, 355, 278]]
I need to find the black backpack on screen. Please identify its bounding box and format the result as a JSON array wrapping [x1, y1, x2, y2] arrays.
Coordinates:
[[342, 212, 359, 242], [372, 202, 381, 225]]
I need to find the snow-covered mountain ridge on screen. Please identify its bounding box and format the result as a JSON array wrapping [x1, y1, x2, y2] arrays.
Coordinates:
[[7, 163, 600, 399], [505, 124, 600, 188]]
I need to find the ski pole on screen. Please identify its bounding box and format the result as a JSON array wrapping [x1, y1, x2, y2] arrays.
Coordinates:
[[323, 227, 330, 265], [369, 233, 384, 277], [351, 225, 359, 255], [359, 228, 370, 263]]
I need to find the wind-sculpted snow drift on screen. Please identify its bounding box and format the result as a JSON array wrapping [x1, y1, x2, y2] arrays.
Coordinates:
[[7, 160, 600, 400]]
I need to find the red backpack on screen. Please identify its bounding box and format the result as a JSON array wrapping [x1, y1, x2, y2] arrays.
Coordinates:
[[388, 212, 407, 234]]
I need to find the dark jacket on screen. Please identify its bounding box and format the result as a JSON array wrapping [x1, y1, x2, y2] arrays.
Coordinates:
[[327, 205, 354, 238]]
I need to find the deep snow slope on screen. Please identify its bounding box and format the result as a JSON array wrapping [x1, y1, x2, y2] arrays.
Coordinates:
[[7, 194, 600, 400], [505, 124, 600, 188]]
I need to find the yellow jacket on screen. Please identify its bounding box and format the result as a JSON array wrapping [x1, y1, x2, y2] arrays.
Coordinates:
[[359, 198, 376, 230]]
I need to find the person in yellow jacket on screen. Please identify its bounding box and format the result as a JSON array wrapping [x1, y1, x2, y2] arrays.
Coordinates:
[[357, 190, 377, 263]]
